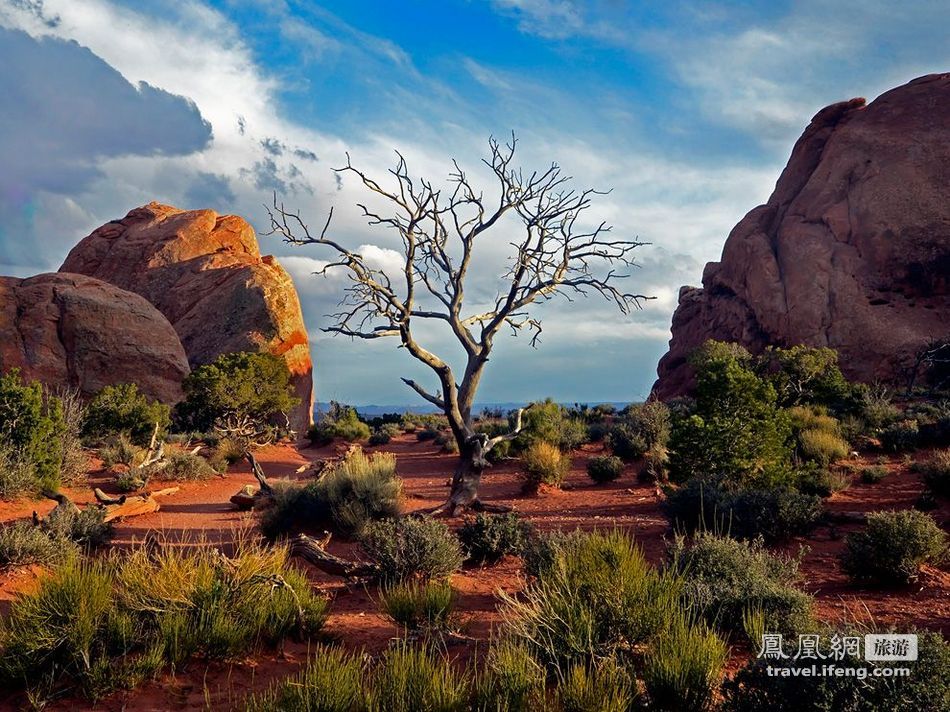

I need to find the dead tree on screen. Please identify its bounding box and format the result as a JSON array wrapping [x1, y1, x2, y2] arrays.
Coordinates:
[[266, 135, 650, 515]]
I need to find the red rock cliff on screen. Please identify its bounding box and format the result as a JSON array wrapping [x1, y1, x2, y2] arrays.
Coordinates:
[[0, 273, 189, 402], [61, 203, 313, 430], [654, 73, 950, 399]]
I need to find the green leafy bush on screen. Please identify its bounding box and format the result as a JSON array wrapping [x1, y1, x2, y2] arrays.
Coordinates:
[[366, 643, 469, 712], [360, 516, 464, 583], [245, 645, 365, 712], [586, 455, 624, 483], [458, 512, 533, 565], [0, 542, 326, 701], [668, 342, 791, 486], [379, 580, 455, 630], [178, 352, 300, 433], [473, 640, 545, 712], [663, 479, 822, 542], [879, 419, 920, 452], [756, 345, 851, 409], [669, 532, 813, 636], [642, 443, 670, 483], [515, 399, 588, 452], [642, 614, 727, 712], [99, 433, 142, 467], [499, 530, 682, 671], [150, 449, 216, 482], [913, 449, 950, 496], [369, 423, 401, 446], [797, 428, 850, 466], [555, 659, 637, 712], [208, 437, 245, 473], [840, 510, 947, 585], [260, 448, 401, 539], [861, 465, 889, 484], [308, 402, 371, 445], [795, 463, 849, 496], [0, 369, 65, 494], [83, 382, 170, 446], [520, 441, 570, 492], [609, 401, 671, 462]]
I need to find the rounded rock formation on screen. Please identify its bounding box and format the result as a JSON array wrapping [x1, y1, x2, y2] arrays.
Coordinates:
[[654, 73, 950, 399], [0, 273, 190, 402], [60, 203, 314, 430]]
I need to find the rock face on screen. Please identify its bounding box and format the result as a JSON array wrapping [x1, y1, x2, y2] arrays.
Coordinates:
[[61, 203, 314, 430], [654, 73, 950, 399], [0, 273, 190, 402]]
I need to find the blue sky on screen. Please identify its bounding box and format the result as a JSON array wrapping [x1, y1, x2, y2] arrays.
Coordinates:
[[0, 0, 947, 405]]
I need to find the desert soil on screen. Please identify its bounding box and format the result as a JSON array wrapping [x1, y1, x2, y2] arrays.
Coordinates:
[[0, 435, 947, 710]]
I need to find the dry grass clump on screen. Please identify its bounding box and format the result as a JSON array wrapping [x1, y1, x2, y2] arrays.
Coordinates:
[[520, 441, 570, 492]]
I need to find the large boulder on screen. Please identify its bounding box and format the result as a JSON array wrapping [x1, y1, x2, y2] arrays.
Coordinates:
[[654, 73, 950, 399], [0, 273, 189, 402], [60, 203, 314, 430]]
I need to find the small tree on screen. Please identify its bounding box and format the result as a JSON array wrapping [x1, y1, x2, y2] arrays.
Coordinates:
[[83, 382, 171, 445], [267, 136, 648, 514], [0, 369, 64, 492], [178, 352, 300, 434]]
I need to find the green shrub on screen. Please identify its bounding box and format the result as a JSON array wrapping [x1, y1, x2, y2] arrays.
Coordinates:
[[369, 429, 393, 446], [434, 431, 460, 453], [795, 463, 849, 496], [519, 528, 588, 580], [150, 449, 216, 482], [841, 510, 947, 585], [861, 465, 889, 484], [41, 503, 111, 549], [668, 342, 791, 486], [879, 419, 920, 452], [605, 423, 648, 461], [0, 444, 39, 499], [520, 441, 570, 492], [0, 521, 63, 567], [473, 640, 545, 712], [379, 580, 455, 630], [366, 643, 469, 712], [0, 369, 65, 494], [458, 512, 533, 565], [642, 443, 670, 483], [555, 659, 637, 712], [514, 399, 589, 452], [208, 437, 245, 473], [797, 428, 850, 466], [913, 449, 950, 497], [642, 614, 727, 712], [260, 448, 401, 539], [757, 345, 851, 409], [245, 645, 365, 712], [178, 352, 300, 433], [586, 455, 624, 483], [722, 630, 950, 712], [57, 387, 89, 484], [499, 530, 682, 671], [83, 383, 170, 446], [360, 517, 464, 583], [99, 433, 142, 468], [308, 403, 371, 445], [558, 418, 590, 451], [669, 532, 813, 636], [663, 479, 822, 542], [0, 542, 326, 700], [609, 401, 671, 461]]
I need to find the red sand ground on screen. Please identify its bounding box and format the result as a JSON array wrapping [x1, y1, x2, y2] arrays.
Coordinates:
[[0, 435, 948, 710]]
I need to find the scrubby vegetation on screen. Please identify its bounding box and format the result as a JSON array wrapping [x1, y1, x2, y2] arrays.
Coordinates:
[[177, 352, 299, 434], [586, 454, 624, 483], [83, 382, 170, 446], [0, 541, 326, 702], [669, 532, 813, 636], [309, 401, 371, 445], [913, 448, 950, 497], [0, 369, 66, 495], [457, 512, 533, 565], [607, 400, 671, 462], [379, 579, 455, 631], [360, 516, 464, 583], [0, 506, 110, 568], [840, 510, 947, 585], [260, 448, 401, 539], [520, 441, 570, 492], [514, 399, 589, 452]]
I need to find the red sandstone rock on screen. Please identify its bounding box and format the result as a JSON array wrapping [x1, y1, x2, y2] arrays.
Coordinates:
[[0, 273, 189, 402], [61, 203, 313, 430], [654, 73, 950, 399]]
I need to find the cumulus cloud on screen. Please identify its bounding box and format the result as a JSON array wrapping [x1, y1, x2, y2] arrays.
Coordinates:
[[0, 25, 211, 268]]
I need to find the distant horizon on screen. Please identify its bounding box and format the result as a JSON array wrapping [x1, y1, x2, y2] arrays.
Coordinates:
[[314, 399, 637, 417]]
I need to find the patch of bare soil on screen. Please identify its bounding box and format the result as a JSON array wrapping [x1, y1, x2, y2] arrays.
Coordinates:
[[0, 436, 946, 710]]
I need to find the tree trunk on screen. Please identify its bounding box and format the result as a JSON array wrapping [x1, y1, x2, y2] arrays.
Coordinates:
[[429, 434, 511, 517]]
